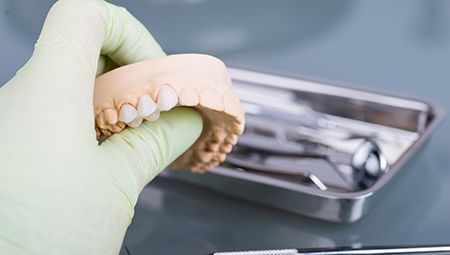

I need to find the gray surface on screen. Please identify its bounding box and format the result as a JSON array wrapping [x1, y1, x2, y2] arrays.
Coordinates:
[[0, 1, 449, 254]]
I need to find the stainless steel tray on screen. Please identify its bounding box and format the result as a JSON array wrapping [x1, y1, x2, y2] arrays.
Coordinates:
[[161, 67, 445, 223]]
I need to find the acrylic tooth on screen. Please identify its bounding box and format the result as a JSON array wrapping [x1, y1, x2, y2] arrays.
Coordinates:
[[199, 152, 214, 163], [128, 117, 144, 128], [144, 110, 160, 121], [220, 144, 233, 153], [112, 123, 126, 133], [179, 87, 199, 106], [217, 153, 227, 162], [138, 95, 157, 117], [225, 134, 238, 145], [206, 143, 220, 152], [96, 114, 107, 129], [212, 129, 228, 142], [119, 104, 138, 123], [222, 93, 239, 117], [157, 85, 178, 111]]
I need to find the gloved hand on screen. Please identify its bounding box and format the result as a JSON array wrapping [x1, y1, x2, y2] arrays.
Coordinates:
[[0, 0, 203, 254]]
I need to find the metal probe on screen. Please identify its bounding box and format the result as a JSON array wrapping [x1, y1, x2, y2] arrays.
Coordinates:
[[212, 245, 450, 255]]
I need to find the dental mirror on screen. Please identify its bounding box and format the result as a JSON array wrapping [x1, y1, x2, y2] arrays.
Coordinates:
[[351, 139, 388, 189]]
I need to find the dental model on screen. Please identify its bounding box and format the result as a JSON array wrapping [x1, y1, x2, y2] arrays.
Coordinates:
[[94, 54, 245, 172]]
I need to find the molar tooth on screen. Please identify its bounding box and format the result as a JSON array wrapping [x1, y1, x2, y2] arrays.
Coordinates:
[[96, 114, 107, 129], [212, 129, 228, 142], [220, 144, 233, 153], [112, 123, 126, 133], [104, 109, 118, 125], [144, 110, 160, 121], [119, 104, 138, 123], [138, 95, 157, 117], [128, 117, 144, 128], [206, 143, 220, 152], [216, 153, 227, 162], [199, 152, 214, 163], [225, 134, 238, 145], [157, 85, 178, 111]]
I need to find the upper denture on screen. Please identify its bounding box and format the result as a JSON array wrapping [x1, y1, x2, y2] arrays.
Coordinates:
[[93, 54, 245, 172]]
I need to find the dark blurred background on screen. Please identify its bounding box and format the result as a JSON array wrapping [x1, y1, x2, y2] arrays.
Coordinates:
[[0, 1, 449, 254]]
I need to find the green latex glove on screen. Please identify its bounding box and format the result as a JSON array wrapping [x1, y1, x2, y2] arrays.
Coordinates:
[[0, 0, 203, 254]]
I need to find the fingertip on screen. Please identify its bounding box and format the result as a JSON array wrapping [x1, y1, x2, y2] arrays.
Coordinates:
[[141, 107, 203, 147], [102, 1, 166, 65], [114, 107, 203, 174], [161, 107, 203, 136]]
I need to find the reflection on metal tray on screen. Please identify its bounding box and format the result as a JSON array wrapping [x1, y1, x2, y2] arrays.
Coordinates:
[[161, 67, 445, 223]]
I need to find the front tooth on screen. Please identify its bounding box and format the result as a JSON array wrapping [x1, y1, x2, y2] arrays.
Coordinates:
[[119, 104, 138, 123], [128, 117, 144, 128], [157, 85, 178, 111], [222, 92, 239, 117], [145, 110, 160, 121], [179, 87, 199, 106], [138, 95, 157, 117]]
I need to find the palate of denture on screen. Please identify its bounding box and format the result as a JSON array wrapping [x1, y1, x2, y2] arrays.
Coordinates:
[[94, 54, 245, 172]]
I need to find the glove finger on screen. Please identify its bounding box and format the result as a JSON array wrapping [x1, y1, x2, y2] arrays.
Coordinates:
[[102, 107, 203, 191], [11, 0, 165, 140]]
